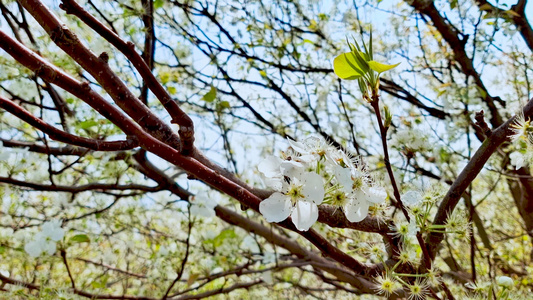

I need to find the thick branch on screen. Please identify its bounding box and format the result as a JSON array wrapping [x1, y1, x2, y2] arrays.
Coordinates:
[[58, 0, 195, 154], [408, 0, 503, 127], [0, 176, 158, 193], [426, 98, 533, 261], [0, 95, 137, 151], [18, 0, 183, 150]]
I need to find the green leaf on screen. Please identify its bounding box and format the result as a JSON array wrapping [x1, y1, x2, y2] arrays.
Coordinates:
[[218, 101, 231, 110], [213, 229, 237, 247], [202, 86, 217, 102], [167, 86, 176, 95], [450, 0, 458, 9], [368, 31, 373, 60], [187, 273, 200, 287], [333, 52, 364, 80], [478, 3, 493, 11], [350, 51, 370, 72], [70, 234, 90, 244], [154, 0, 164, 9], [367, 60, 400, 74], [79, 120, 98, 130]]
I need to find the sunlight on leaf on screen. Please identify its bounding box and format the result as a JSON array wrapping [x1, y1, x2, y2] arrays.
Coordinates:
[[367, 60, 400, 74], [70, 234, 90, 244], [202, 86, 217, 102], [333, 52, 364, 80]]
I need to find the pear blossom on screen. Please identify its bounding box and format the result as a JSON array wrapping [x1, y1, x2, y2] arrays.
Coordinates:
[[407, 278, 429, 300], [391, 218, 418, 242], [287, 136, 330, 162], [24, 219, 65, 258], [344, 187, 386, 222], [390, 128, 431, 152], [509, 151, 527, 170], [402, 190, 423, 207], [189, 192, 217, 218], [259, 171, 324, 231], [509, 112, 533, 143], [258, 155, 305, 191], [496, 276, 513, 288], [374, 273, 400, 297], [258, 137, 387, 227], [332, 163, 386, 222], [262, 270, 274, 284]]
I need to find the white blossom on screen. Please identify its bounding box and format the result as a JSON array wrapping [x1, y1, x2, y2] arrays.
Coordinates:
[[496, 276, 513, 288], [509, 151, 526, 170], [259, 172, 324, 231], [24, 220, 65, 258], [189, 192, 217, 218], [262, 270, 274, 284], [402, 190, 423, 207]]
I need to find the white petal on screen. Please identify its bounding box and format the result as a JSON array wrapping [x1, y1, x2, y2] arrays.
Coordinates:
[[258, 156, 283, 178], [366, 187, 387, 204], [43, 241, 57, 256], [510, 152, 526, 170], [287, 139, 308, 154], [262, 270, 274, 284], [334, 165, 353, 193], [344, 197, 369, 223], [291, 201, 318, 231], [49, 228, 65, 242], [24, 240, 42, 258], [193, 191, 218, 209], [496, 276, 514, 288], [297, 154, 316, 163], [42, 220, 64, 241], [263, 176, 283, 191], [402, 190, 422, 207], [301, 172, 324, 204], [190, 204, 216, 218], [259, 193, 292, 223], [280, 160, 304, 178]]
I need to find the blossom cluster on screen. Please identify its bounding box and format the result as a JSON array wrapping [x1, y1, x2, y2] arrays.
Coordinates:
[[24, 219, 65, 257], [508, 112, 533, 170], [257, 136, 387, 231], [390, 128, 431, 154]]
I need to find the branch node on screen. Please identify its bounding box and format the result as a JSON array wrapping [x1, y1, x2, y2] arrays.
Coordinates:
[[98, 52, 109, 64], [34, 65, 57, 83], [80, 81, 91, 91], [49, 25, 65, 43], [474, 110, 492, 137], [59, 0, 75, 14]]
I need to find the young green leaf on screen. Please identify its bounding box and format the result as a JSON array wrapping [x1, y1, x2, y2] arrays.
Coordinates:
[[368, 60, 400, 74], [333, 52, 364, 80], [202, 86, 217, 102], [70, 234, 90, 244]]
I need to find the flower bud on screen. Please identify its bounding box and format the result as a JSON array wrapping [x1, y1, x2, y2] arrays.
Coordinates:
[[383, 105, 392, 128], [496, 276, 513, 288]]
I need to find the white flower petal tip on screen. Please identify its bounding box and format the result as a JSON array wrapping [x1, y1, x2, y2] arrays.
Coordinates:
[[190, 192, 217, 218], [259, 193, 292, 223], [366, 187, 387, 204], [344, 198, 369, 223], [496, 276, 513, 288], [402, 190, 423, 207], [258, 156, 283, 177], [291, 201, 318, 231], [301, 172, 325, 204]]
